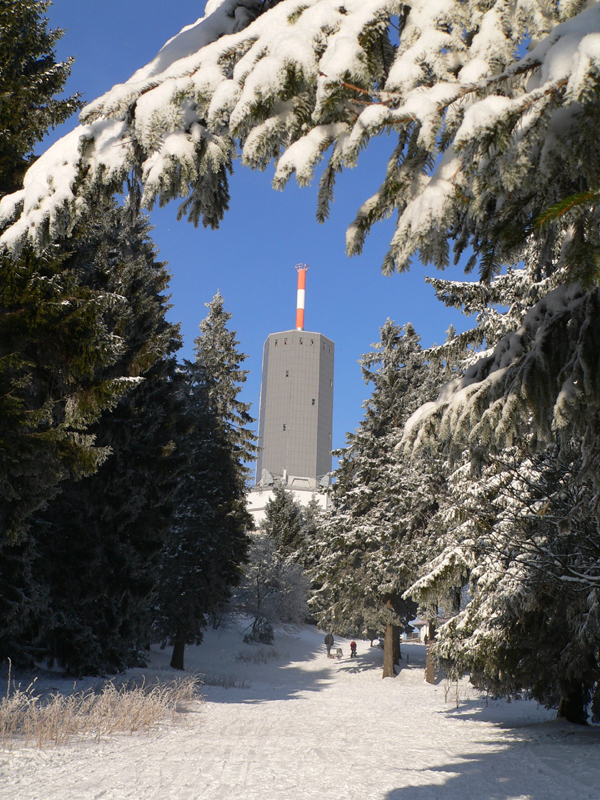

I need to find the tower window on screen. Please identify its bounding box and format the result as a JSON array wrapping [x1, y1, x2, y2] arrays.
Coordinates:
[[310, 339, 314, 346], [283, 424, 286, 431], [284, 338, 287, 345], [285, 370, 289, 377], [299, 338, 303, 344], [330, 380, 333, 387], [274, 339, 278, 346], [311, 399, 315, 405], [329, 346, 332, 353]]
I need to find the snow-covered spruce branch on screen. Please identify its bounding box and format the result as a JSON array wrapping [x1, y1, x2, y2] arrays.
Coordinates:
[[473, 523, 600, 591], [403, 283, 600, 464], [1, 0, 599, 282], [407, 448, 600, 612]]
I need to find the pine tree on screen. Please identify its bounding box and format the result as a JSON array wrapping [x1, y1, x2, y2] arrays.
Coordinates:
[[154, 293, 255, 671]]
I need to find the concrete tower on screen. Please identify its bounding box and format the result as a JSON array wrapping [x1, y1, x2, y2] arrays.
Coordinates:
[[248, 265, 334, 523]]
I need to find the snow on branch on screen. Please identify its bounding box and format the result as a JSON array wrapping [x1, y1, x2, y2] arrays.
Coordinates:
[[402, 282, 600, 456], [1, 0, 600, 272]]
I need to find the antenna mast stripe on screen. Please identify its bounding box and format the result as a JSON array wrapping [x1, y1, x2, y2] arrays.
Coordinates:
[[295, 263, 309, 331]]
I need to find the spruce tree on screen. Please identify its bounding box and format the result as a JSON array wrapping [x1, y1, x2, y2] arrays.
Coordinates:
[[293, 496, 324, 571], [406, 268, 599, 722], [0, 4, 175, 667], [411, 446, 600, 723], [235, 534, 309, 645], [5, 1, 600, 462], [2, 0, 592, 276], [309, 321, 453, 677], [0, 0, 81, 196], [0, 3, 135, 542], [8, 203, 185, 673], [3, 0, 599, 698], [154, 293, 254, 671], [193, 291, 256, 467], [260, 484, 304, 559]]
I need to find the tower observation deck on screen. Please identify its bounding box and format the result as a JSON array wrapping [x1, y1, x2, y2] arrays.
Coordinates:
[[248, 265, 334, 523]]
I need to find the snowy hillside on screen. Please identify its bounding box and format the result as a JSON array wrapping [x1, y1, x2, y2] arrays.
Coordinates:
[[2, 622, 599, 800]]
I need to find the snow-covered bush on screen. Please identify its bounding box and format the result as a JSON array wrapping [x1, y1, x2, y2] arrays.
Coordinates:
[[234, 535, 309, 644]]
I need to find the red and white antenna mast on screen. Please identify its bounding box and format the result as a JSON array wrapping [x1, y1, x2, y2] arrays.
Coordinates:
[[295, 263, 309, 330]]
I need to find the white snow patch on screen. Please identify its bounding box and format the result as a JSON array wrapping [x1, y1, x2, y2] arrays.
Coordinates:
[[2, 622, 599, 800]]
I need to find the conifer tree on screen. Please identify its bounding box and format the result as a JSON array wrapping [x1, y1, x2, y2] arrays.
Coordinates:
[[410, 445, 600, 724], [293, 496, 324, 571], [404, 266, 600, 722], [0, 0, 81, 196], [235, 534, 309, 645], [193, 291, 256, 467], [154, 293, 254, 671], [309, 321, 452, 677], [1, 0, 593, 276], [5, 0, 600, 464], [0, 2, 191, 669], [3, 0, 600, 695], [260, 484, 304, 559], [0, 202, 185, 671], [0, 2, 136, 541], [20, 206, 184, 673]]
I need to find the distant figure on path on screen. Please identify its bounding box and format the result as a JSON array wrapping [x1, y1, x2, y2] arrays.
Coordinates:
[[324, 632, 334, 657], [350, 641, 357, 658]]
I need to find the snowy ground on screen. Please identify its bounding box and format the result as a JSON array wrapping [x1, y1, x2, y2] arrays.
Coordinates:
[[1, 622, 599, 800]]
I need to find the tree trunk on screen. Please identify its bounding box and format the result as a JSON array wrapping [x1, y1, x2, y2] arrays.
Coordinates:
[[425, 620, 436, 685], [170, 637, 186, 671], [451, 587, 462, 615], [393, 626, 402, 664], [382, 622, 396, 678], [557, 684, 588, 725]]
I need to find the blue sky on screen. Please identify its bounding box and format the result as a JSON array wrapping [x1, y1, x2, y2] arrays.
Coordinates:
[[43, 0, 475, 463]]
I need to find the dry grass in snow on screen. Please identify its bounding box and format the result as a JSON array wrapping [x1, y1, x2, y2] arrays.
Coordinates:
[[235, 647, 284, 665], [0, 662, 200, 749]]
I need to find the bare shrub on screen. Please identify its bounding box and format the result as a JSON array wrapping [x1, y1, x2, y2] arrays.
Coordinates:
[[235, 648, 283, 665], [442, 677, 485, 708], [197, 673, 251, 689], [0, 661, 200, 749]]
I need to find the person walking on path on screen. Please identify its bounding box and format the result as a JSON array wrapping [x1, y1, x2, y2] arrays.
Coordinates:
[[324, 632, 334, 657], [350, 641, 357, 658]]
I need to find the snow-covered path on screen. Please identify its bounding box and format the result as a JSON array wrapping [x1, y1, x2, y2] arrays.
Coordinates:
[[2, 625, 599, 800]]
